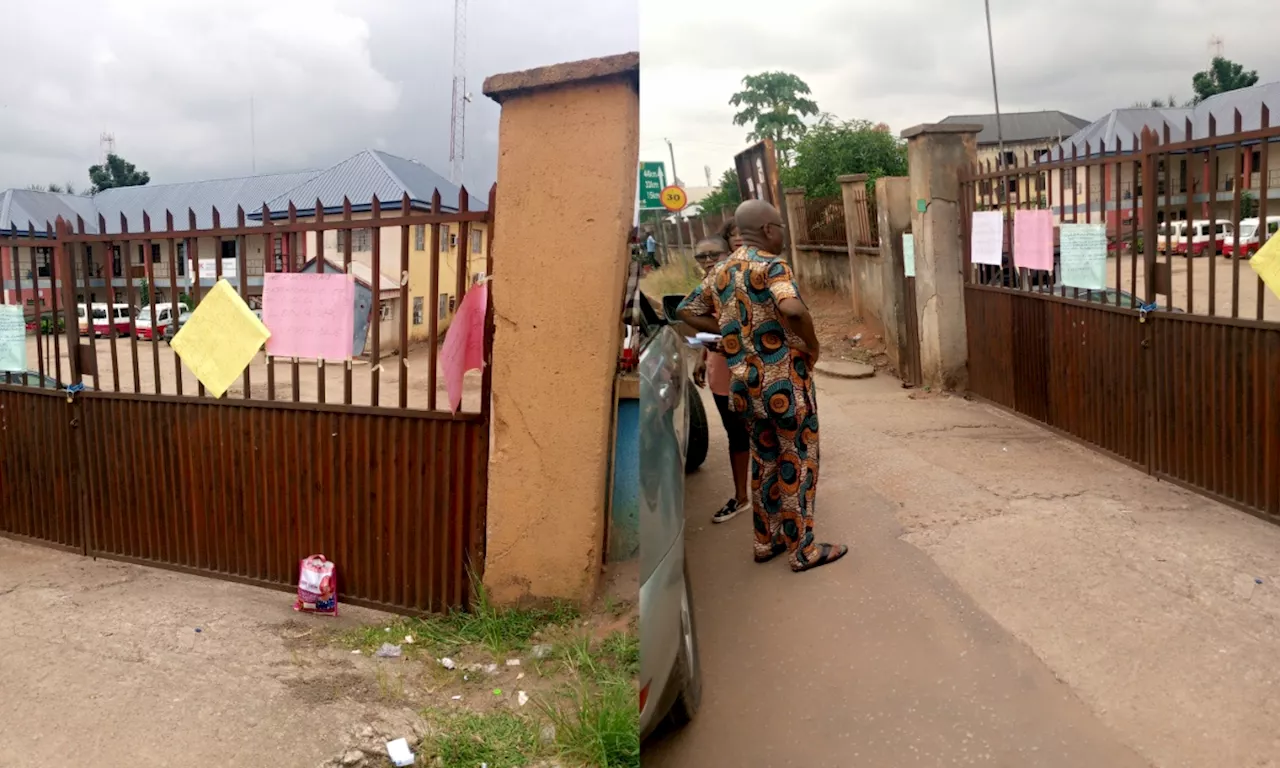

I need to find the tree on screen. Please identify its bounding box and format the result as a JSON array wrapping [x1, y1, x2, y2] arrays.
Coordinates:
[[780, 115, 908, 199], [730, 71, 820, 164], [1242, 191, 1260, 220], [1192, 56, 1259, 103], [89, 153, 150, 194], [26, 182, 77, 194], [1132, 95, 1182, 108], [696, 168, 742, 219]]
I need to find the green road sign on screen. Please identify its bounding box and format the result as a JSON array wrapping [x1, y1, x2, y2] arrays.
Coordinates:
[[638, 161, 667, 210]]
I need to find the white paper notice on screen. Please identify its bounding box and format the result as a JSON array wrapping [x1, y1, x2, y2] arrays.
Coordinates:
[[970, 211, 1004, 266], [1059, 223, 1107, 290], [0, 305, 26, 373], [902, 232, 916, 277]]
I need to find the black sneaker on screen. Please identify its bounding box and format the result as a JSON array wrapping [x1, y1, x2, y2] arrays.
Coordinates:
[[712, 498, 744, 524]]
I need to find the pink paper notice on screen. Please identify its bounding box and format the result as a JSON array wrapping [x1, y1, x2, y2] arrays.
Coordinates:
[[1013, 210, 1054, 271], [442, 282, 488, 413], [262, 273, 356, 361]]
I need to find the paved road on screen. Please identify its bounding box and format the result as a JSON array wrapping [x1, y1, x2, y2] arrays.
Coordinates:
[[642, 381, 1149, 768]]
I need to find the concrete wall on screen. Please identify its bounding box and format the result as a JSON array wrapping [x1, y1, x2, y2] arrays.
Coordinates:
[[481, 53, 639, 606], [791, 246, 852, 298]]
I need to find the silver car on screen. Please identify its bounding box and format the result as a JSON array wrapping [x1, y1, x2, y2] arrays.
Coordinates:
[[638, 311, 702, 741]]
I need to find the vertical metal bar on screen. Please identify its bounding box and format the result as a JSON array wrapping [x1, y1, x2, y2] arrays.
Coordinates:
[[165, 211, 183, 396], [1258, 107, 1271, 322], [25, 238, 46, 385], [1208, 115, 1219, 317], [1160, 134, 1173, 307], [86, 220, 104, 390], [1072, 144, 1080, 299], [314, 199, 326, 405], [1231, 110, 1243, 319], [341, 198, 353, 406], [188, 209, 205, 397], [233, 207, 251, 399], [1003, 153, 1015, 290], [1114, 139, 1123, 295], [50, 222, 67, 385], [1129, 146, 1139, 300], [400, 193, 414, 410], [287, 203, 301, 402], [142, 214, 161, 393], [456, 187, 471, 304], [1141, 129, 1159, 305], [426, 190, 442, 410], [480, 184, 497, 420], [370, 197, 382, 407], [119, 215, 141, 392], [261, 205, 275, 402], [1086, 142, 1099, 303]]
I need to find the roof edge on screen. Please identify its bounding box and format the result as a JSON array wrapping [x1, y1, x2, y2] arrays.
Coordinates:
[[483, 52, 639, 104]]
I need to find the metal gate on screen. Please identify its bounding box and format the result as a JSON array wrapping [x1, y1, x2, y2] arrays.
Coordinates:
[[958, 114, 1280, 524], [0, 187, 496, 613]]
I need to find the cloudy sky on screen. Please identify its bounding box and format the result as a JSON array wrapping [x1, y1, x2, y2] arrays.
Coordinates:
[[641, 0, 1278, 189], [0, 0, 637, 194]]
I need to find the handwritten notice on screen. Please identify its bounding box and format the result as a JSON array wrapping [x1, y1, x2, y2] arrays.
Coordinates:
[[1013, 210, 1054, 271], [1059, 223, 1107, 290], [262, 273, 355, 361], [970, 211, 1004, 266], [170, 280, 271, 398], [902, 232, 916, 277], [0, 305, 26, 373], [1249, 231, 1280, 300], [441, 282, 488, 413]]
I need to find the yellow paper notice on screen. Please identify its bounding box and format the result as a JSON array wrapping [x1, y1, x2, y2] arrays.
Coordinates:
[[171, 280, 271, 398], [1249, 234, 1280, 301]]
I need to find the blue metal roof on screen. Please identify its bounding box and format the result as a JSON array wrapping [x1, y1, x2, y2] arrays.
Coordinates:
[[0, 148, 483, 235], [253, 149, 487, 219]]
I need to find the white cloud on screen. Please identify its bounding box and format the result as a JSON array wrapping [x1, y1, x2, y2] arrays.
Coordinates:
[[642, 0, 1280, 187]]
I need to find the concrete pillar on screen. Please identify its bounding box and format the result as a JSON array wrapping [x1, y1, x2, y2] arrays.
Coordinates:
[[782, 187, 807, 265], [873, 176, 911, 371], [902, 123, 980, 391], [481, 53, 639, 606]]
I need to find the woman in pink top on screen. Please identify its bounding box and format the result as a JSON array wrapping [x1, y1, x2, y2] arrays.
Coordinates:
[[693, 222, 750, 523]]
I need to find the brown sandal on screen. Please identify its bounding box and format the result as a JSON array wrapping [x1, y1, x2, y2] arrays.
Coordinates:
[[791, 543, 848, 572]]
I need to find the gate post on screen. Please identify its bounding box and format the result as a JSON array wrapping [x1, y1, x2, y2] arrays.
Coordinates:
[[872, 176, 912, 375], [901, 123, 981, 391], [782, 187, 807, 266], [480, 53, 639, 607]]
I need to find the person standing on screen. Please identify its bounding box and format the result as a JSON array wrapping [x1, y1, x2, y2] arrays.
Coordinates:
[[678, 199, 847, 572], [645, 230, 658, 265], [691, 235, 749, 524]]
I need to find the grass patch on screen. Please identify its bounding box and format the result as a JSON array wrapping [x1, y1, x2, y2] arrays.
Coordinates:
[[424, 709, 543, 768], [639, 254, 703, 300], [338, 587, 578, 657]]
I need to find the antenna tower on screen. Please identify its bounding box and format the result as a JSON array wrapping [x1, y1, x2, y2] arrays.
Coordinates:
[[1209, 34, 1224, 58], [449, 0, 469, 186], [99, 132, 116, 164]]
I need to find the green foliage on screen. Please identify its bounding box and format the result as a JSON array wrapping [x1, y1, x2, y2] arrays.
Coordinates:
[[1192, 57, 1259, 103], [27, 182, 77, 194], [781, 116, 907, 198], [730, 71, 820, 163], [89, 153, 150, 194], [1242, 191, 1260, 220], [696, 168, 741, 218]]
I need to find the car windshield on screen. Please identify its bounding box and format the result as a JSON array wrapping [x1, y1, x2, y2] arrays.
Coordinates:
[[138, 307, 153, 322], [1240, 223, 1258, 239], [91, 308, 107, 319]]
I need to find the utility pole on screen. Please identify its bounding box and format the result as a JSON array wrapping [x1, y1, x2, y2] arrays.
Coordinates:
[[665, 138, 685, 260], [983, 0, 1005, 175]]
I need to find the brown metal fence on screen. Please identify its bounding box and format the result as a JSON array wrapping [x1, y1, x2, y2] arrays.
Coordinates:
[[959, 106, 1280, 524], [0, 186, 496, 613], [797, 196, 847, 246]]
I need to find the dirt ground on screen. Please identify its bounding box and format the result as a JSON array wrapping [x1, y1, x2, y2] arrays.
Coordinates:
[[646, 375, 1280, 767], [0, 539, 636, 768], [17, 335, 483, 412]]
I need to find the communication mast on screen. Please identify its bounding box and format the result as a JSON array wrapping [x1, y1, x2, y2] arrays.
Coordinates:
[[1209, 34, 1224, 58], [449, 0, 471, 186], [99, 132, 115, 163]]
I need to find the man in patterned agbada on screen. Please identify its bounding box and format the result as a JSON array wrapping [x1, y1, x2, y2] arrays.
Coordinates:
[[678, 199, 848, 572]]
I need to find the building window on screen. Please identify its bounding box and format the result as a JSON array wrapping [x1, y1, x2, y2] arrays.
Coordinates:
[[437, 293, 449, 320], [441, 225, 451, 252], [379, 301, 393, 321], [448, 295, 457, 313], [1062, 169, 1074, 186], [111, 246, 122, 278], [414, 225, 426, 251], [353, 228, 371, 251], [221, 240, 237, 261], [471, 231, 482, 254], [176, 242, 186, 276], [413, 296, 424, 325], [272, 236, 284, 272], [449, 232, 458, 250]]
